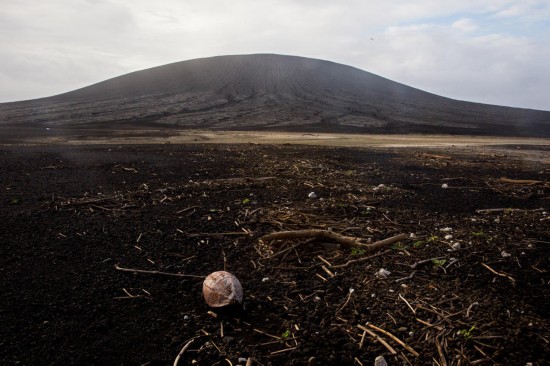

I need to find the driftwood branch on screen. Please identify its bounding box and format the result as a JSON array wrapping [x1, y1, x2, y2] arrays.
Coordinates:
[[497, 177, 543, 185], [260, 230, 407, 251]]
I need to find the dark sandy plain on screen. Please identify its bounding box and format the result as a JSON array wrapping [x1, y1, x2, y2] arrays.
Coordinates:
[[1, 132, 548, 366]]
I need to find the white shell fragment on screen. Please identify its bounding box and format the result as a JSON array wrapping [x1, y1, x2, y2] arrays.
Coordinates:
[[202, 271, 243, 308]]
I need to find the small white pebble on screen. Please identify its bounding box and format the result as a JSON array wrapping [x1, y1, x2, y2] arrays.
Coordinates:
[[441, 183, 449, 189], [184, 315, 190, 320], [238, 358, 248, 363], [308, 192, 317, 198], [501, 251, 511, 258], [445, 234, 453, 240], [440, 227, 453, 232], [377, 268, 391, 278], [452, 242, 461, 250], [388, 289, 395, 293], [349, 288, 355, 293], [494, 218, 500, 223], [410, 233, 416, 238], [262, 277, 270, 282], [314, 296, 321, 302]]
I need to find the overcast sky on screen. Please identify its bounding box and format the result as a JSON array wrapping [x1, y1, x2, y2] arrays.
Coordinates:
[[1, 0, 549, 110]]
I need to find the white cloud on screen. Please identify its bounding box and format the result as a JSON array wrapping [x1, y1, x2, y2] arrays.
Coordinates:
[[452, 18, 478, 32]]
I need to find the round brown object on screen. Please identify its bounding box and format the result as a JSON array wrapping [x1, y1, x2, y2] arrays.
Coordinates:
[[202, 271, 243, 308]]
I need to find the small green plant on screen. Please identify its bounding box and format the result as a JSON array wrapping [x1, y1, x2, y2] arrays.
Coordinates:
[[427, 235, 438, 243], [351, 247, 366, 256], [432, 259, 447, 267], [345, 170, 355, 176], [242, 198, 251, 205], [458, 325, 476, 340], [413, 240, 424, 248], [391, 242, 409, 250], [281, 330, 291, 340], [471, 231, 485, 237]]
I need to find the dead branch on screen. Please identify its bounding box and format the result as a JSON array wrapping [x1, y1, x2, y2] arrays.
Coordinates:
[[260, 230, 407, 251], [497, 177, 543, 185], [114, 264, 204, 279]]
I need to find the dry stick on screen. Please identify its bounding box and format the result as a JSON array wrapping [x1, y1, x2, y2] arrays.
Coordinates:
[[497, 177, 543, 185], [336, 291, 353, 314], [358, 329, 367, 349], [434, 336, 448, 366], [357, 325, 397, 355], [261, 230, 408, 250], [480, 263, 516, 285], [331, 249, 391, 269], [114, 264, 204, 279], [367, 323, 420, 357], [173, 338, 195, 366], [399, 293, 416, 315]]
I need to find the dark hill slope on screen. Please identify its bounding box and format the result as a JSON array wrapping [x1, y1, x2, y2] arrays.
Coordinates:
[[1, 54, 548, 136]]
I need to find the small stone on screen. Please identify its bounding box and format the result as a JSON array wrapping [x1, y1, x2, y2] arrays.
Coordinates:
[[314, 296, 321, 302], [501, 251, 511, 258], [445, 234, 453, 240], [441, 183, 449, 189], [409, 233, 416, 238], [184, 315, 190, 320], [452, 242, 461, 250], [374, 355, 388, 366], [262, 277, 270, 282], [440, 227, 453, 232], [238, 358, 248, 363], [377, 268, 391, 278], [308, 192, 317, 198]]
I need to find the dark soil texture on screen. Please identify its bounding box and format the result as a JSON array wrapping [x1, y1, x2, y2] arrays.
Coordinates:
[[1, 143, 549, 366]]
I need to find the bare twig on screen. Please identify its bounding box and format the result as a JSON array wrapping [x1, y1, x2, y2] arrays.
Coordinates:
[[399, 293, 416, 315], [357, 325, 397, 355], [480, 263, 516, 285], [114, 264, 204, 279], [174, 338, 195, 366], [331, 250, 391, 269], [367, 323, 420, 357]]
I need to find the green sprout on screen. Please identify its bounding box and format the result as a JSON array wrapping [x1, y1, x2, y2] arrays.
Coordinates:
[[471, 231, 485, 237], [413, 240, 424, 248], [242, 198, 251, 205], [458, 325, 476, 340], [281, 330, 291, 340], [432, 259, 447, 267], [351, 247, 366, 256], [427, 235, 438, 243]]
